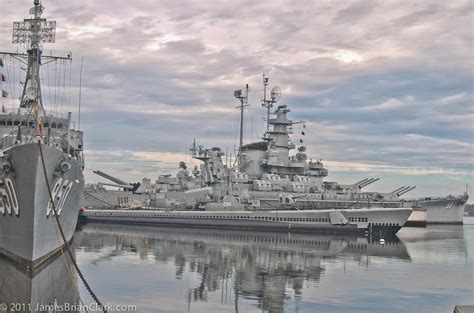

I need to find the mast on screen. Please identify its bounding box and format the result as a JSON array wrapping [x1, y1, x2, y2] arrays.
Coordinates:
[[261, 75, 280, 134], [262, 74, 271, 132], [234, 84, 249, 167], [11, 0, 57, 138], [14, 1, 55, 110]]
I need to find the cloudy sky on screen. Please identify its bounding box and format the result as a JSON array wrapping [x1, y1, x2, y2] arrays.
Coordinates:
[[1, 0, 473, 199]]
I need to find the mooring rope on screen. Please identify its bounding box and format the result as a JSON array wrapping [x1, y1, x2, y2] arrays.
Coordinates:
[[38, 140, 107, 313]]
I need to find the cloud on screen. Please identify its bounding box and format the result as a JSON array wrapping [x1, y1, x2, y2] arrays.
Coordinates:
[[0, 0, 472, 199]]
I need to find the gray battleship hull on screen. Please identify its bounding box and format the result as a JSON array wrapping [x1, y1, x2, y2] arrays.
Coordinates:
[[246, 190, 468, 225], [0, 143, 84, 269], [406, 196, 467, 224]]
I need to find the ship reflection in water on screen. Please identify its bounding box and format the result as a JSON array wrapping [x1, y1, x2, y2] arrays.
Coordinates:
[[68, 220, 472, 313], [0, 251, 81, 313], [2, 223, 470, 313]]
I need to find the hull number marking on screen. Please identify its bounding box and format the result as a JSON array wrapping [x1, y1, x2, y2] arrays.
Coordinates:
[[0, 178, 20, 216], [47, 178, 74, 216]]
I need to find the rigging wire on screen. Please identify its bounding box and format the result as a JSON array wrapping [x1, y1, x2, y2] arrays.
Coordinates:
[[67, 59, 72, 116], [51, 213, 90, 313], [37, 140, 107, 313], [2, 55, 15, 113], [61, 59, 67, 114], [53, 59, 58, 113], [46, 58, 53, 114], [14, 54, 18, 110], [59, 59, 63, 115]]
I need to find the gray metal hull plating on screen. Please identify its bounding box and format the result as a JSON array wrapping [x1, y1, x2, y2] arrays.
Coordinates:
[[408, 197, 467, 224], [249, 191, 467, 225], [80, 207, 412, 238], [0, 143, 84, 267]]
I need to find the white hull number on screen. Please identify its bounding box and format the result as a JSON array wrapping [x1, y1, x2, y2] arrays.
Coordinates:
[[0, 178, 20, 216]]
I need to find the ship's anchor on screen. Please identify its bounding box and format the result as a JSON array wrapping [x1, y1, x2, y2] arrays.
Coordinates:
[[55, 158, 71, 176]]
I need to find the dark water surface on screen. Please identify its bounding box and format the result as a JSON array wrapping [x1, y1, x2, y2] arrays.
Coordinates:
[[70, 217, 474, 313]]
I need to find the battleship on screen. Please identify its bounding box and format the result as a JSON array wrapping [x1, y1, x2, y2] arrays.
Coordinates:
[[0, 1, 85, 269], [81, 76, 467, 225]]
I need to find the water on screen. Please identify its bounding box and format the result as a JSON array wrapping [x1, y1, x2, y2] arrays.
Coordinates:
[[2, 218, 473, 312]]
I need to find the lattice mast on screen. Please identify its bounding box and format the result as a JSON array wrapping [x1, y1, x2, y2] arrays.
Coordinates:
[[12, 0, 56, 134]]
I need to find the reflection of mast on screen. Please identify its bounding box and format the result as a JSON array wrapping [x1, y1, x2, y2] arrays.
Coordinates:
[[234, 287, 239, 313], [234, 84, 249, 166]]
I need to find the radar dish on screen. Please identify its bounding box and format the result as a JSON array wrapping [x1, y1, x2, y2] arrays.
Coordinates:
[[25, 87, 36, 99], [271, 86, 281, 102]]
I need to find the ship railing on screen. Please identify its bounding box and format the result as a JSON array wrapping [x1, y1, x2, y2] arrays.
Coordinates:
[[404, 195, 462, 201], [0, 130, 65, 152]]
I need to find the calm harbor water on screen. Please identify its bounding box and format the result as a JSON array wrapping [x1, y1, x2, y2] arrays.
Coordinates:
[[68, 217, 474, 313], [2, 219, 472, 313]]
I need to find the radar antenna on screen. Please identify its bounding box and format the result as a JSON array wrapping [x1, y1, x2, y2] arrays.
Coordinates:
[[270, 86, 281, 102], [234, 84, 250, 168], [261, 74, 281, 132]]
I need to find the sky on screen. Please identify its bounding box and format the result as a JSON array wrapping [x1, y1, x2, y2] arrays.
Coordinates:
[[0, 0, 473, 200]]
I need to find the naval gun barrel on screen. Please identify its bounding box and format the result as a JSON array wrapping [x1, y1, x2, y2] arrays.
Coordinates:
[[359, 178, 380, 189], [184, 187, 213, 197], [93, 170, 130, 186], [396, 186, 412, 195], [98, 182, 134, 190], [398, 186, 416, 196], [391, 186, 406, 194], [354, 178, 370, 186]]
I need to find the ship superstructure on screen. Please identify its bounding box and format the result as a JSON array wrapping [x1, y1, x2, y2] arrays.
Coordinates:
[[179, 77, 468, 224], [0, 0, 84, 268]]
